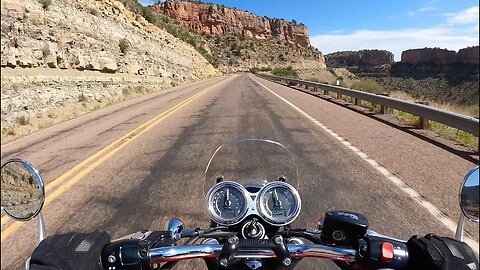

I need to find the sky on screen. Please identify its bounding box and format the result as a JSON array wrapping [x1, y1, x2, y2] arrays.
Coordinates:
[[139, 0, 479, 60]]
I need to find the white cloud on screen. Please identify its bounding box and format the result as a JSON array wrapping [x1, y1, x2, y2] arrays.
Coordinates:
[[406, 0, 438, 16], [312, 6, 479, 61], [445, 6, 479, 25]]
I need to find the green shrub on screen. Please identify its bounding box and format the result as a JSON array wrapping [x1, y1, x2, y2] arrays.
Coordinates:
[[119, 38, 131, 54], [17, 116, 30, 125], [272, 66, 298, 78], [38, 0, 52, 10]]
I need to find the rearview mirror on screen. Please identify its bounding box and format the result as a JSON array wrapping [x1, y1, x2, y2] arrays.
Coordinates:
[[1, 159, 45, 221], [460, 167, 479, 222]]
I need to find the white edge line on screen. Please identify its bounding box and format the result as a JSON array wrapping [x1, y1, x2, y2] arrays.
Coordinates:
[[251, 75, 480, 254]]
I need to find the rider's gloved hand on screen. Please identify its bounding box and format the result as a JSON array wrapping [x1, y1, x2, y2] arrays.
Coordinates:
[[407, 234, 478, 270], [29, 230, 110, 270]]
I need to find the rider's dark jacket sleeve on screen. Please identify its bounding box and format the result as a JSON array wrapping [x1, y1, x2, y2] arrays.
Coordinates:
[[29, 230, 110, 270]]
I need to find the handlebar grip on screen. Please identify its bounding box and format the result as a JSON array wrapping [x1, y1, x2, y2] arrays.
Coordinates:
[[360, 236, 409, 270]]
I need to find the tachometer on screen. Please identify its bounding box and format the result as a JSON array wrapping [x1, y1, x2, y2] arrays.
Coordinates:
[[206, 181, 249, 225], [257, 181, 301, 225]]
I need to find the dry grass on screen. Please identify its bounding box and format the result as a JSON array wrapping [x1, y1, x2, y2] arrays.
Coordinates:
[[389, 91, 479, 118], [16, 116, 30, 126], [78, 93, 88, 102]]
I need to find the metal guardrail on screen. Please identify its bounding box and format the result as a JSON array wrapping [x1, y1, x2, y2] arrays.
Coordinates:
[[257, 74, 479, 137]]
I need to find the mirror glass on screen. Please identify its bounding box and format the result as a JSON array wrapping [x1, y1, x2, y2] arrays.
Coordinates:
[[460, 167, 479, 222], [1, 159, 44, 221]]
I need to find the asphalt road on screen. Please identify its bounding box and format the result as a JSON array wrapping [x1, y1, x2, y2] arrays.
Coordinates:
[[0, 74, 477, 269]]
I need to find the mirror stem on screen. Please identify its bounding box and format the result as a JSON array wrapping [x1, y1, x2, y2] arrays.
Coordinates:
[[37, 212, 46, 244], [455, 214, 464, 242]]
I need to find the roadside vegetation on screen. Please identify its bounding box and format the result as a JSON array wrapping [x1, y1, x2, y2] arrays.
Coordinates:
[[116, 0, 216, 65], [271, 66, 299, 78], [273, 72, 479, 149]]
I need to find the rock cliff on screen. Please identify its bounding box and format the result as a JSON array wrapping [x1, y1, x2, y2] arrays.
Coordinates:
[[153, 1, 310, 48], [401, 48, 457, 65], [149, 1, 326, 78], [456, 46, 479, 65], [325, 50, 394, 67]]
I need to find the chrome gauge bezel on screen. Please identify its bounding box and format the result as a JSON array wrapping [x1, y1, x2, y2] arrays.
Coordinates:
[[206, 181, 250, 226], [257, 181, 301, 226]]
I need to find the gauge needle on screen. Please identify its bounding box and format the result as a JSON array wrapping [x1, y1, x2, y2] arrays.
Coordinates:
[[224, 188, 232, 208], [273, 189, 281, 208]]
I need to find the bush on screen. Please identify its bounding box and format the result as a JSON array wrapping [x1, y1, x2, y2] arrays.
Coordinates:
[[272, 66, 298, 78], [350, 80, 384, 94], [38, 0, 52, 10], [88, 7, 100, 16], [118, 38, 130, 54]]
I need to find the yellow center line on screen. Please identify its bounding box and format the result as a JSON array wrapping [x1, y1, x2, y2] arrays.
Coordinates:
[[1, 77, 233, 242]]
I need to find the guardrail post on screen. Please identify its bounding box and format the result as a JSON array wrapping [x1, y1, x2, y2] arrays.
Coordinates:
[[354, 98, 361, 106], [379, 93, 389, 114], [416, 101, 430, 129]]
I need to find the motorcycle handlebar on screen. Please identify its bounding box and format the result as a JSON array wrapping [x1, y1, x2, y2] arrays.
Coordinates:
[[147, 243, 357, 263], [101, 232, 409, 269]]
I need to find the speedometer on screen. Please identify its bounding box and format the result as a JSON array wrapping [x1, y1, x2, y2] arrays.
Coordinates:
[[257, 181, 301, 225], [206, 181, 249, 225]]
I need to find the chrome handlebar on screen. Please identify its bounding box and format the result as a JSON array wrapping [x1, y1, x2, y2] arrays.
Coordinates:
[[148, 243, 357, 263]]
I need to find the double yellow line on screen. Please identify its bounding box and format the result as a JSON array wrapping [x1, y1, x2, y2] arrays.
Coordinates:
[[1, 77, 231, 242]]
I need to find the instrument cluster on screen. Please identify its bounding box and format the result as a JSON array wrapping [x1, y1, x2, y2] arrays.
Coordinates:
[[206, 181, 301, 226]]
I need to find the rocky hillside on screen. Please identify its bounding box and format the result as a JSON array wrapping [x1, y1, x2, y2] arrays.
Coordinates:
[[323, 48, 479, 106], [1, 0, 219, 142], [150, 1, 326, 77]]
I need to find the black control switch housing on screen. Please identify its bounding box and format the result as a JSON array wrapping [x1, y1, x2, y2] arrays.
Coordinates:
[[320, 211, 369, 246]]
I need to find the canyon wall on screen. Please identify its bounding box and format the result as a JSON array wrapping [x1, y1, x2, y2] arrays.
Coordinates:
[[401, 47, 479, 65], [325, 50, 394, 67], [153, 1, 310, 48]]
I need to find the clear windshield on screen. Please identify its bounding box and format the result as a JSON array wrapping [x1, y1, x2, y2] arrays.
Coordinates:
[[203, 139, 298, 196]]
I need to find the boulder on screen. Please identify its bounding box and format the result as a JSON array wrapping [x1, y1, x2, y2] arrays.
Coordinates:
[[128, 64, 145, 75], [85, 57, 101, 71], [98, 57, 118, 73], [17, 48, 34, 67], [45, 54, 57, 68]]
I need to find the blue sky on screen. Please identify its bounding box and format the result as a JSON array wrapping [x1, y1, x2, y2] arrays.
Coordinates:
[[139, 0, 479, 60]]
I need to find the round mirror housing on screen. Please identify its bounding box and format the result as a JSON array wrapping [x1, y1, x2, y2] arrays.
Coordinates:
[[459, 166, 479, 222], [1, 158, 45, 221]]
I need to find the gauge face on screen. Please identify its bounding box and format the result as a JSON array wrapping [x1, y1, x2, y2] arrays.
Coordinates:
[[207, 182, 248, 225], [258, 182, 301, 225]]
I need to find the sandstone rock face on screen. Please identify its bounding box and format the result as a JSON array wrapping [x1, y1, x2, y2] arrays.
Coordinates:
[[401, 48, 456, 65], [456, 46, 479, 65], [325, 50, 394, 67], [153, 1, 310, 48], [0, 0, 219, 78]]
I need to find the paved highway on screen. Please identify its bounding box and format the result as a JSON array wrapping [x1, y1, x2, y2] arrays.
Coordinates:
[[1, 74, 478, 269]]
